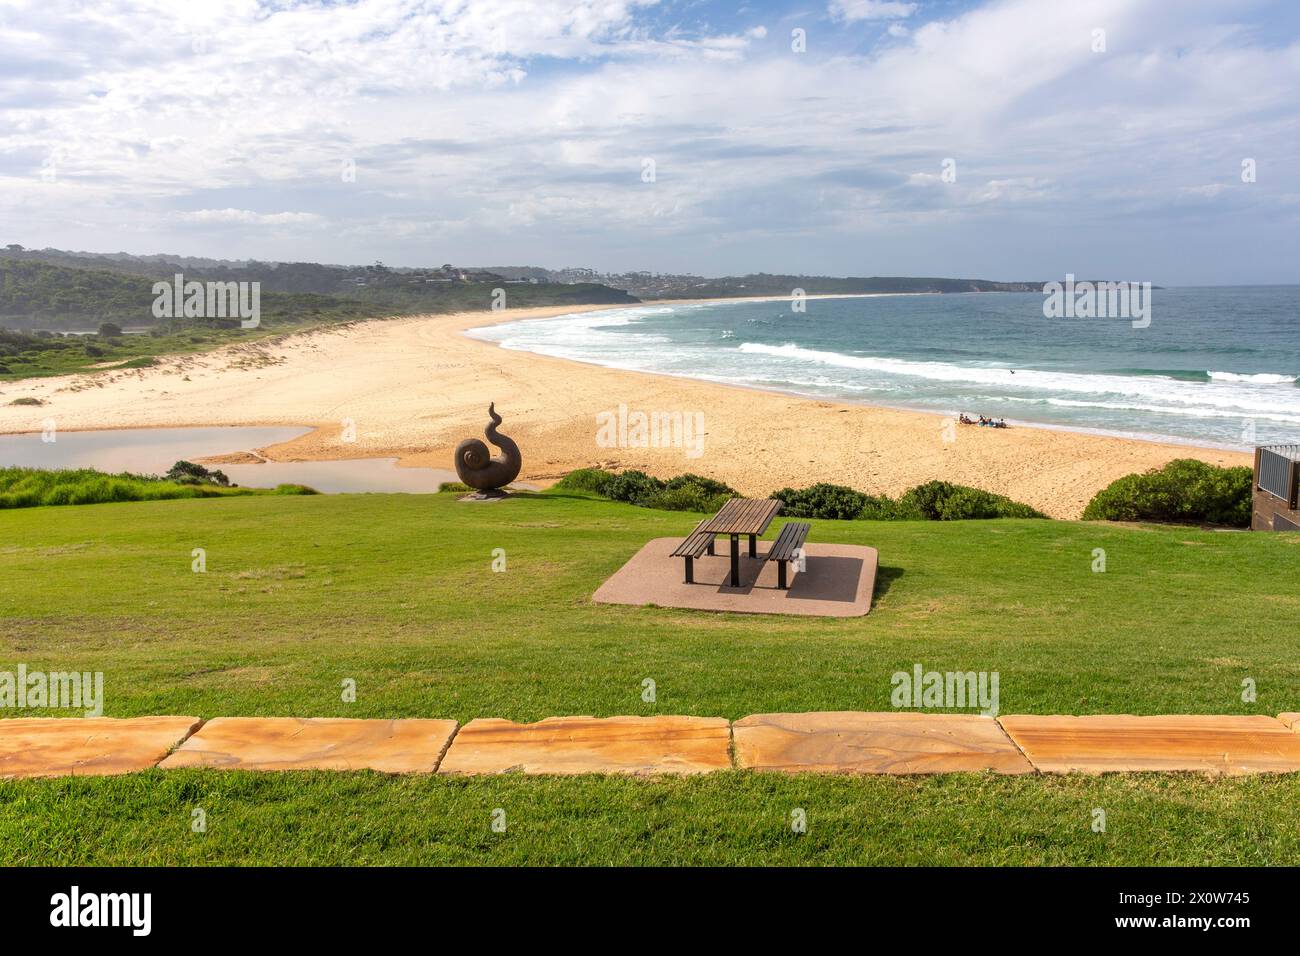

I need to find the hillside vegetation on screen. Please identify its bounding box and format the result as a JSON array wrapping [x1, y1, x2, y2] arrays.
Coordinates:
[[0, 257, 635, 379]]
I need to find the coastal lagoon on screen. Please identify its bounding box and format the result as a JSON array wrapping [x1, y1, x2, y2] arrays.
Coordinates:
[[0, 426, 457, 493], [470, 287, 1300, 448]]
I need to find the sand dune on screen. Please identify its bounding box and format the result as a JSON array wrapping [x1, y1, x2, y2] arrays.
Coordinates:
[[0, 302, 1250, 518]]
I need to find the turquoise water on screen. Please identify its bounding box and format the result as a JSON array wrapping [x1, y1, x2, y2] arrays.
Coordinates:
[[469, 287, 1300, 448]]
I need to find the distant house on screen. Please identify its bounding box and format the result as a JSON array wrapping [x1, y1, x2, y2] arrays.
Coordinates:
[[1252, 444, 1300, 530]]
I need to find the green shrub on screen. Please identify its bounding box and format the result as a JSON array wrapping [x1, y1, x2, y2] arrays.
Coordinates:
[[436, 481, 472, 494], [898, 480, 1045, 520], [552, 468, 616, 495], [554, 467, 1046, 522], [165, 460, 230, 487], [0, 466, 259, 510], [553, 468, 733, 512], [7, 396, 43, 406], [601, 469, 665, 506], [643, 473, 738, 513], [646, 482, 730, 514], [1082, 459, 1252, 527], [0, 489, 40, 508], [663, 473, 737, 498], [772, 483, 873, 520], [273, 483, 319, 495]]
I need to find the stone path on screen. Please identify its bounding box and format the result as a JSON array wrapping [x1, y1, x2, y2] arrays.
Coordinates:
[[3, 712, 1300, 779], [0, 716, 201, 779], [160, 717, 459, 773], [733, 712, 1033, 774], [439, 716, 731, 775], [999, 714, 1300, 775]]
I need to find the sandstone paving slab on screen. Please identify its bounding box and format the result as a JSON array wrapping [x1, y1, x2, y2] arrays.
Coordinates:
[[1279, 713, 1300, 731], [999, 714, 1300, 774], [159, 717, 459, 773], [0, 716, 202, 779], [732, 711, 1033, 775], [438, 715, 731, 775], [593, 538, 877, 617]]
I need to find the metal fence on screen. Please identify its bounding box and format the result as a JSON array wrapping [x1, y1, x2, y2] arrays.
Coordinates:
[[1257, 445, 1300, 507]]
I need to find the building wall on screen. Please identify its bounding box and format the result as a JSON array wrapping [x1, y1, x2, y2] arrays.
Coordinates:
[[1252, 486, 1300, 531]]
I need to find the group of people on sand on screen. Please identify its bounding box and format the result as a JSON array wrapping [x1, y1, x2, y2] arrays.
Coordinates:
[[958, 414, 1009, 429]]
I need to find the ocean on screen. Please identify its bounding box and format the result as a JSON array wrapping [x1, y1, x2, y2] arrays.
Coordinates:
[[468, 286, 1300, 449]]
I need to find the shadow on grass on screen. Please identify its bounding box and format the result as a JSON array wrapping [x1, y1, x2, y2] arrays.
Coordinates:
[[873, 565, 904, 602]]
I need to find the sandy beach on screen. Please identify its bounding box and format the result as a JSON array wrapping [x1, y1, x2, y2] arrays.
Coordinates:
[[0, 301, 1251, 519]]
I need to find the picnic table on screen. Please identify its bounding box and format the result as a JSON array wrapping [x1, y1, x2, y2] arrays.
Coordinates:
[[701, 498, 782, 587]]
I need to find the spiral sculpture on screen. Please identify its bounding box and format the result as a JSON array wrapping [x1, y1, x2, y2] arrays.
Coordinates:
[[454, 403, 522, 492]]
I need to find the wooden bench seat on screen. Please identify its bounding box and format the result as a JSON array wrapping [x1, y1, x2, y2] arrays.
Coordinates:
[[764, 521, 810, 589], [671, 521, 716, 584]]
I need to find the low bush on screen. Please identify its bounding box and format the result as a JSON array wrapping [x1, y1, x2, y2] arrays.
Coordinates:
[[552, 468, 738, 513], [649, 480, 731, 514], [555, 468, 1042, 520], [0, 466, 326, 509], [772, 483, 876, 520], [165, 460, 231, 487], [1082, 459, 1252, 527], [553, 468, 616, 495], [898, 480, 1046, 520], [272, 483, 319, 496], [0, 467, 244, 509], [602, 469, 664, 506]]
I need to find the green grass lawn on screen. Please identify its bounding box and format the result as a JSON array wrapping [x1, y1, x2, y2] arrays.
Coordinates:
[[2, 490, 1299, 864]]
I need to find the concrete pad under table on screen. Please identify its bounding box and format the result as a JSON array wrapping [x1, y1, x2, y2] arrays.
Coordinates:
[[159, 717, 459, 773], [593, 537, 877, 617], [999, 714, 1300, 774], [438, 715, 732, 775], [733, 711, 1033, 775], [0, 716, 201, 779]]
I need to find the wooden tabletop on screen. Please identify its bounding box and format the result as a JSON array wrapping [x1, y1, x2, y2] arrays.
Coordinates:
[[701, 498, 782, 535]]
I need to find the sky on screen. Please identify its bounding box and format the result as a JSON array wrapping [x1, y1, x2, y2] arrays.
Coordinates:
[[2, 0, 1298, 283]]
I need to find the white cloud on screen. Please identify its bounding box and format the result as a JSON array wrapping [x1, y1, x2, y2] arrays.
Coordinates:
[[1, 0, 1297, 282], [178, 209, 323, 225]]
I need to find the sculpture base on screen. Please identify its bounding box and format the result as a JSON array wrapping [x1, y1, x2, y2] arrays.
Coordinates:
[[457, 489, 512, 502]]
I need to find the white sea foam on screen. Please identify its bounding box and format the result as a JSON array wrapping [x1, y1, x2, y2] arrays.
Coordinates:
[[736, 342, 1300, 417], [1206, 370, 1297, 384]]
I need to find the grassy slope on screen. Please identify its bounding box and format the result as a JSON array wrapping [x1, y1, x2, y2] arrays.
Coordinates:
[[2, 491, 1299, 865]]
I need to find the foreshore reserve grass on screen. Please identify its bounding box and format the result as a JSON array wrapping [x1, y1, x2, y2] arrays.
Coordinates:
[[5, 770, 1299, 866], [1, 489, 1298, 865]]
